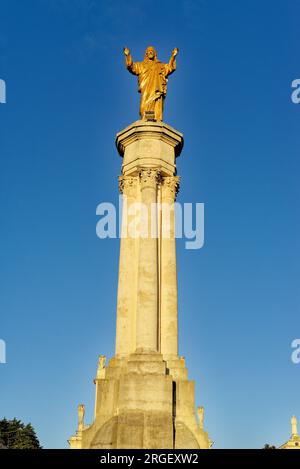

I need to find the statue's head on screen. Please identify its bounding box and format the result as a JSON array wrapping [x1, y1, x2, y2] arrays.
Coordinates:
[[144, 46, 157, 61]]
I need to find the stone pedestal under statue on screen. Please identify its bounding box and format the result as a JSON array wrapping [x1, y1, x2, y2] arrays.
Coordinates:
[[68, 120, 211, 449]]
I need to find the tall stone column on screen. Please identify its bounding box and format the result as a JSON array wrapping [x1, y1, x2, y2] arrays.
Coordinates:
[[135, 168, 160, 353], [70, 121, 211, 450], [115, 176, 138, 356], [160, 176, 180, 358]]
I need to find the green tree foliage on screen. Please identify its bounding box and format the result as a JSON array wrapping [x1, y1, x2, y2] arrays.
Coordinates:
[[0, 418, 42, 449]]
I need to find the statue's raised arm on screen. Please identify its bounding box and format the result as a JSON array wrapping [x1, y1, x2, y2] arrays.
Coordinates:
[[123, 45, 179, 121], [124, 47, 136, 74], [165, 47, 179, 76]]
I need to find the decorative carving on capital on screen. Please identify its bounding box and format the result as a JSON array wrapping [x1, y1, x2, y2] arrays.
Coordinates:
[[118, 175, 138, 196], [139, 168, 161, 190], [161, 176, 180, 200]]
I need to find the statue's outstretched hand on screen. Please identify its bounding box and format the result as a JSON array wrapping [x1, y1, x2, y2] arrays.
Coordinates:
[[171, 47, 179, 57], [124, 47, 130, 56]]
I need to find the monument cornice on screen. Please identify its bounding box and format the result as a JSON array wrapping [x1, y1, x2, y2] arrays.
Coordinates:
[[116, 120, 184, 158]]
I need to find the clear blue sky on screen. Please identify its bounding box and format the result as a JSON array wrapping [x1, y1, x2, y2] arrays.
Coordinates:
[[0, 0, 299, 449]]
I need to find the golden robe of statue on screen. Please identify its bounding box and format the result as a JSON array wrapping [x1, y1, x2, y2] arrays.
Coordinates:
[[124, 46, 178, 121]]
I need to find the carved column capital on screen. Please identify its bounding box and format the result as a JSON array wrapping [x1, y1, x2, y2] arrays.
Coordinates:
[[139, 168, 161, 190], [118, 175, 138, 196], [161, 176, 180, 200]]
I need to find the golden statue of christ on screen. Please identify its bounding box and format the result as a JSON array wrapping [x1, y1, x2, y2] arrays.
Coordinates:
[[124, 46, 179, 121]]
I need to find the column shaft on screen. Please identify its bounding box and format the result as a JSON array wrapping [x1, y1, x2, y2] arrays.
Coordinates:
[[115, 176, 138, 356], [160, 176, 180, 358], [136, 169, 160, 352]]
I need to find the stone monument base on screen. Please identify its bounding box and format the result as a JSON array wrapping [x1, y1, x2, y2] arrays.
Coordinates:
[[69, 352, 211, 449]]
